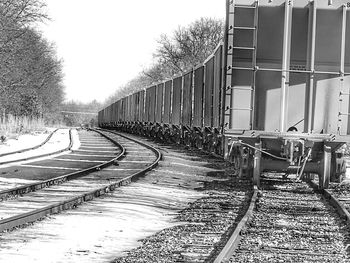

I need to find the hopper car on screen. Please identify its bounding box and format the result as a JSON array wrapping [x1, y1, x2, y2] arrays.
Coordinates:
[[99, 0, 350, 189]]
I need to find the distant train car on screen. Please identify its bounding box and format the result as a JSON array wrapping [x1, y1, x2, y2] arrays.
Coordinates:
[[99, 0, 350, 189]]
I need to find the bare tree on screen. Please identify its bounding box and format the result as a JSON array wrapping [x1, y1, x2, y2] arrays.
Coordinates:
[[153, 17, 224, 77], [0, 28, 64, 118], [0, 0, 65, 123], [0, 0, 48, 51], [103, 17, 224, 107]]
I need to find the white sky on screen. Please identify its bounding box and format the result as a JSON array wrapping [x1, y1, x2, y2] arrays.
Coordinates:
[[39, 0, 225, 103]]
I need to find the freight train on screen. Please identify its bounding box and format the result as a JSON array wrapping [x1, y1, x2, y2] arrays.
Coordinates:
[[99, 0, 350, 189]]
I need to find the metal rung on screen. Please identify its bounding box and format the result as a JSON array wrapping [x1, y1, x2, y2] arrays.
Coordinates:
[[234, 26, 256, 30], [230, 66, 255, 71], [226, 107, 253, 111], [232, 107, 253, 111], [233, 46, 255, 50], [235, 5, 256, 9], [227, 86, 254, 91], [226, 66, 255, 71], [227, 52, 256, 55]]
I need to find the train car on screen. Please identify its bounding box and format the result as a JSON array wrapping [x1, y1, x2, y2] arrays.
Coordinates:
[[222, 0, 350, 188], [98, 0, 350, 189]]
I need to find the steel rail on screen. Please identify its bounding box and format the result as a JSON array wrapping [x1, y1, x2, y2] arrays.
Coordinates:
[[213, 186, 258, 263], [97, 128, 162, 168], [0, 129, 124, 200], [308, 180, 350, 224], [214, 179, 350, 262], [0, 129, 73, 165], [0, 128, 59, 157], [0, 130, 161, 232]]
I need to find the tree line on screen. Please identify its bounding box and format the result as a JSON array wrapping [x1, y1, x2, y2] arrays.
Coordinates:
[[60, 100, 101, 127], [0, 1, 224, 128], [0, 0, 64, 124], [103, 17, 224, 107]]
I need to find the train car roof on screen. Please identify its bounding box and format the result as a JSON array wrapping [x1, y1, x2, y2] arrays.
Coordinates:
[[236, 0, 349, 9]]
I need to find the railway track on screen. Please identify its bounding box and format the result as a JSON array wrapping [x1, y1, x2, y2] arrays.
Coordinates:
[[0, 128, 59, 158], [0, 129, 160, 233], [216, 174, 350, 263], [0, 128, 72, 165], [0, 129, 119, 198], [6, 129, 350, 262], [326, 180, 350, 226], [0, 130, 247, 262]]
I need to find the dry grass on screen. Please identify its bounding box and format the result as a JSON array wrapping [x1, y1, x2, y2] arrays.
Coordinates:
[[0, 115, 46, 137]]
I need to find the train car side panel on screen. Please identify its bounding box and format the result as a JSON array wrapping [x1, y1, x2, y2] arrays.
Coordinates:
[[204, 57, 214, 127], [182, 71, 193, 126], [127, 95, 132, 122], [213, 45, 222, 128], [163, 80, 172, 124], [116, 100, 121, 122], [315, 9, 342, 73], [110, 102, 114, 123], [129, 95, 133, 122], [133, 93, 139, 122], [145, 88, 151, 122], [155, 83, 164, 123], [313, 76, 350, 135], [105, 106, 109, 123], [139, 90, 145, 122], [122, 98, 127, 122], [172, 76, 182, 125], [123, 97, 127, 122], [110, 103, 114, 124], [193, 66, 204, 127], [148, 86, 156, 123]]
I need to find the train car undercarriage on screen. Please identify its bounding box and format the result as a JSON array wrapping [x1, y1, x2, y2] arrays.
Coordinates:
[[102, 121, 347, 190], [224, 131, 348, 189]]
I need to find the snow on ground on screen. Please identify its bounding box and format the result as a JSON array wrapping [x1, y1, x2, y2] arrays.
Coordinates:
[[0, 129, 54, 155], [0, 158, 209, 263], [0, 128, 80, 165]]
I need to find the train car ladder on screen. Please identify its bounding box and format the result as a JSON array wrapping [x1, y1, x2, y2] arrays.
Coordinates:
[[223, 0, 259, 130]]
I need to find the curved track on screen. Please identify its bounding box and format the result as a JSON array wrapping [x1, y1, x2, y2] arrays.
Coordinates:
[[0, 129, 121, 199], [0, 128, 73, 165], [326, 180, 350, 226], [0, 128, 59, 158], [0, 129, 161, 232], [215, 174, 350, 263]]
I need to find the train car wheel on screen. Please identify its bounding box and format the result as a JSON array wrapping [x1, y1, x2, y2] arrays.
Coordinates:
[[253, 142, 262, 187], [319, 145, 331, 189]]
